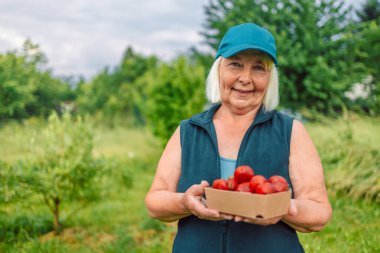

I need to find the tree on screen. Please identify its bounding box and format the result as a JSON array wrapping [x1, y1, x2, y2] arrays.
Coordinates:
[[353, 0, 380, 114], [0, 40, 73, 122], [75, 47, 158, 124], [0, 50, 36, 121], [143, 56, 207, 145], [19, 112, 105, 234], [356, 0, 380, 22], [202, 0, 364, 115]]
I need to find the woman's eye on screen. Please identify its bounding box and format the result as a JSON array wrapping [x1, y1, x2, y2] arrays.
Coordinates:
[[253, 65, 266, 71], [229, 62, 242, 68]]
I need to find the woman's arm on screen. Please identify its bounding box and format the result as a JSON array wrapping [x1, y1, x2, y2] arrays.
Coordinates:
[[145, 126, 221, 222], [281, 120, 332, 232]]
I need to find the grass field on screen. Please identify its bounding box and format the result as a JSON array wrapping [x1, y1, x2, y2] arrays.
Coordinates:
[[0, 113, 379, 252]]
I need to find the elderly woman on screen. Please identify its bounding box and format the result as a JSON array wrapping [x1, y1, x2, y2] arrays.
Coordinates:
[[145, 23, 332, 253]]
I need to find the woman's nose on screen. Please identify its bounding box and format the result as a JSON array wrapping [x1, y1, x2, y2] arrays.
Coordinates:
[[238, 68, 252, 85]]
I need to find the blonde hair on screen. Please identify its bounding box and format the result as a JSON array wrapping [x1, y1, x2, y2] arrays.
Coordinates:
[[206, 55, 279, 111]]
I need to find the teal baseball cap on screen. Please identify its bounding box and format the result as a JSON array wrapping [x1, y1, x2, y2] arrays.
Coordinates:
[[215, 23, 278, 65]]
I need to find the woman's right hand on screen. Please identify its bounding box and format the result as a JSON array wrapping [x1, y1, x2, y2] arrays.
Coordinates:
[[183, 180, 232, 221]]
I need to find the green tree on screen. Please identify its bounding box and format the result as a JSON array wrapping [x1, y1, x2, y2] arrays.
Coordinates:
[[143, 56, 207, 145], [356, 0, 380, 22], [0, 40, 73, 122], [0, 49, 36, 121], [202, 0, 364, 115], [353, 0, 380, 114], [19, 112, 105, 234], [76, 47, 158, 124]]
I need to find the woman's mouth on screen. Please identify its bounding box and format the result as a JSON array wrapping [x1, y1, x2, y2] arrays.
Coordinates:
[[232, 88, 254, 94]]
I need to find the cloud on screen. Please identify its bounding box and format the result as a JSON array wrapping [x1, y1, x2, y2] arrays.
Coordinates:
[[0, 26, 25, 49], [1, 0, 363, 78], [0, 0, 208, 78]]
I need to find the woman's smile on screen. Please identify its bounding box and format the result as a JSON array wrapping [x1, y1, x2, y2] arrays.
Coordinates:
[[232, 87, 254, 94]]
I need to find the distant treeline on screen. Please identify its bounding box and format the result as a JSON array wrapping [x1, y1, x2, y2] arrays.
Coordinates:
[[1, 0, 379, 144]]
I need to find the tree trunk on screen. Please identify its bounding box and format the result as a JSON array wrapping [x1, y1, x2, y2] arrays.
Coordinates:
[[53, 197, 62, 235]]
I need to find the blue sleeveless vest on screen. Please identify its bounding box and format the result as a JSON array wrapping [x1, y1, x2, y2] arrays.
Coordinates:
[[173, 104, 304, 253]]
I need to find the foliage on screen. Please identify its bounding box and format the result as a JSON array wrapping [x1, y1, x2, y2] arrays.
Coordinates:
[[101, 228, 135, 253], [354, 24, 380, 115], [141, 217, 167, 233], [1, 117, 380, 252], [310, 113, 380, 203], [143, 56, 207, 145], [1, 239, 72, 253], [0, 214, 53, 243], [17, 111, 106, 233], [328, 145, 380, 203], [202, 0, 365, 115], [75, 47, 158, 125], [0, 40, 73, 122], [355, 0, 380, 22], [306, 110, 380, 204], [75, 47, 212, 136], [298, 197, 380, 253], [0, 161, 18, 204], [352, 9, 380, 114]]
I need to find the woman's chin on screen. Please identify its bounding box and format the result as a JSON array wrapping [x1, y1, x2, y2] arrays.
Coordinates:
[[229, 100, 257, 112]]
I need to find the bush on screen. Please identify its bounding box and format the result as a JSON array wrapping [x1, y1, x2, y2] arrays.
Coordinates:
[[143, 56, 207, 145], [0, 214, 53, 243], [18, 111, 107, 234]]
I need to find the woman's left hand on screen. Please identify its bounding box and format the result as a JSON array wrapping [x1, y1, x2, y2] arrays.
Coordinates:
[[233, 199, 297, 225]]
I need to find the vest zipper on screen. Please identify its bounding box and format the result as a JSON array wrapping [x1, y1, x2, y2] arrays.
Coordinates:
[[222, 220, 228, 253], [235, 110, 272, 165], [236, 123, 256, 166]]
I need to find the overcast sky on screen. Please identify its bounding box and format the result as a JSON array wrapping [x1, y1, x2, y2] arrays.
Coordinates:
[[0, 0, 364, 79]]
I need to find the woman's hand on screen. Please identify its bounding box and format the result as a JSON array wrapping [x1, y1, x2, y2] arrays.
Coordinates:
[[183, 180, 227, 221], [233, 199, 298, 225]]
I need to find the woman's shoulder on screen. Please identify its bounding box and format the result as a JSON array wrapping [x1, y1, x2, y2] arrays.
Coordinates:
[[268, 110, 295, 130], [273, 110, 295, 121], [267, 110, 297, 142]]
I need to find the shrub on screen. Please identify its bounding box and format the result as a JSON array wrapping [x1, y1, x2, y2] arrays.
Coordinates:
[[18, 111, 106, 234]]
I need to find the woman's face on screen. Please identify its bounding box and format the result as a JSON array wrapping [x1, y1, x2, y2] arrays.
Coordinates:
[[218, 50, 271, 113]]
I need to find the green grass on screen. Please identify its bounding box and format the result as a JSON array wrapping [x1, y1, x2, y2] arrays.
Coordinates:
[[298, 196, 380, 252], [1, 114, 380, 252], [306, 114, 380, 203], [0, 121, 39, 163], [307, 114, 380, 151], [93, 125, 160, 159]]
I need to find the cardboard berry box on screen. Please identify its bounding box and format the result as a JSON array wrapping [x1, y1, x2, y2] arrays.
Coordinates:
[[204, 187, 291, 219]]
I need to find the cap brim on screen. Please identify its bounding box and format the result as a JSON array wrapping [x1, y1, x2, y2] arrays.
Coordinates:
[[220, 44, 277, 65]]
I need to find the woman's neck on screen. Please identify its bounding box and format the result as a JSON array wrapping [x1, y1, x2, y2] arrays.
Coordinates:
[[214, 103, 261, 124]]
